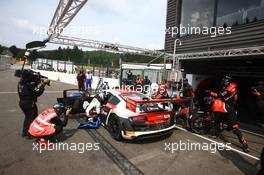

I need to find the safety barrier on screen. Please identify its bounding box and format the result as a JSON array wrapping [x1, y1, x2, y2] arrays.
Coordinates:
[[0, 55, 12, 71], [32, 69, 120, 89]]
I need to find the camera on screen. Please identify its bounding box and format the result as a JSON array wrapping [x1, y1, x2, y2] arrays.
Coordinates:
[[15, 69, 51, 86]]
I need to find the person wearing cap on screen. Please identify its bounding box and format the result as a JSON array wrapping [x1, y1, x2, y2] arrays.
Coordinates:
[[28, 103, 72, 143]]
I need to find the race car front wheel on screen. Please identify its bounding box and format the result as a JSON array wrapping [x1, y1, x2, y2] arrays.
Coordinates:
[[108, 115, 123, 141]]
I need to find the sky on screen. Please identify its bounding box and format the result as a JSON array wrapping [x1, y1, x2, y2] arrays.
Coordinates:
[[0, 0, 167, 51]]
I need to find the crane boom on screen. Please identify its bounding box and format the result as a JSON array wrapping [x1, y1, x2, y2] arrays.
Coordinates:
[[48, 0, 88, 40]]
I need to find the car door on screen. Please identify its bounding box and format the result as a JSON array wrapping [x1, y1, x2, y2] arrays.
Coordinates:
[[57, 89, 92, 114], [101, 93, 121, 124]]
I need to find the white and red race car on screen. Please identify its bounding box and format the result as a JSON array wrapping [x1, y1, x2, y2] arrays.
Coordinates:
[[57, 89, 190, 140], [99, 89, 190, 140]]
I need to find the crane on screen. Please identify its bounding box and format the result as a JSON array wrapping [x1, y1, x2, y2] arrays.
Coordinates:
[[47, 0, 173, 60]]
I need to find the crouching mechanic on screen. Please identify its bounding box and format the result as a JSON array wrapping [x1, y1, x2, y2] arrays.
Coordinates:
[[28, 103, 72, 143], [78, 92, 107, 129]]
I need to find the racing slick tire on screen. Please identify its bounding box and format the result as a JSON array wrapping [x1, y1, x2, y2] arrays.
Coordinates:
[[190, 112, 210, 135], [108, 114, 123, 141]]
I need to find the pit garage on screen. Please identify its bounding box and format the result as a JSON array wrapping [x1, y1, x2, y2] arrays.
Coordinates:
[[181, 56, 264, 126]]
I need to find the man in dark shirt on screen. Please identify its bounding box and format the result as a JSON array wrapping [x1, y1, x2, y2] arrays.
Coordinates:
[[17, 70, 49, 138], [77, 70, 86, 91]]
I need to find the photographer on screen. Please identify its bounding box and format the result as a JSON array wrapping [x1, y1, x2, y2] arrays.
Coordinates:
[[17, 69, 50, 138]]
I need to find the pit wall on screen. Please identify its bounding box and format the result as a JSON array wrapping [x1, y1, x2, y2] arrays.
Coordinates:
[[32, 69, 120, 89]]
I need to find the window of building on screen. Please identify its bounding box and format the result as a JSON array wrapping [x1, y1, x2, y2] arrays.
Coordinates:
[[180, 0, 264, 29], [216, 0, 264, 27], [181, 0, 215, 28]]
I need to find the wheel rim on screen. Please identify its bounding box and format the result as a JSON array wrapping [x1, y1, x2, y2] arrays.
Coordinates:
[[109, 117, 120, 137], [193, 117, 205, 133]]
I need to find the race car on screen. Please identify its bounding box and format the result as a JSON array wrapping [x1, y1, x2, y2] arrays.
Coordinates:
[[57, 89, 191, 140], [99, 89, 190, 140]]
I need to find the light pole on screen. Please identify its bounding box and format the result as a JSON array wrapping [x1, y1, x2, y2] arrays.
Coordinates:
[[173, 39, 182, 70]]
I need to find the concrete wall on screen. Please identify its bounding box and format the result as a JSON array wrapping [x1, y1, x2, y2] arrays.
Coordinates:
[[32, 69, 120, 89]]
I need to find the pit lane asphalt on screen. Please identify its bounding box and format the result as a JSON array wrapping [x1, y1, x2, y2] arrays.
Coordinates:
[[0, 69, 262, 175]]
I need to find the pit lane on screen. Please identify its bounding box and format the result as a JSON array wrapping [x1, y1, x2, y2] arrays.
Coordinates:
[[0, 69, 262, 175]]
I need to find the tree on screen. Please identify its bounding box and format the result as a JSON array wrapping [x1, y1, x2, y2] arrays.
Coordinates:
[[57, 46, 63, 60]]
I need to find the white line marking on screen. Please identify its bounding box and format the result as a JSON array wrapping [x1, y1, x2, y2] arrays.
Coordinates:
[[240, 129, 264, 138], [0, 91, 62, 94], [174, 125, 260, 161]]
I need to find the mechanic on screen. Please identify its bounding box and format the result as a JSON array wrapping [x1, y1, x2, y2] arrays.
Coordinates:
[[143, 76, 151, 86], [78, 92, 108, 129], [143, 76, 151, 94], [18, 70, 50, 139], [210, 76, 248, 152], [126, 70, 133, 80], [84, 92, 107, 122], [77, 70, 86, 91], [182, 78, 194, 98], [28, 103, 72, 143], [136, 75, 144, 85], [156, 79, 169, 99]]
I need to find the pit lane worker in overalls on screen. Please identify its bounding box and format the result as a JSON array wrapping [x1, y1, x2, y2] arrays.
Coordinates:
[[182, 78, 194, 98], [28, 103, 72, 143], [143, 76, 151, 94], [156, 79, 169, 99], [79, 92, 107, 128], [210, 76, 248, 152]]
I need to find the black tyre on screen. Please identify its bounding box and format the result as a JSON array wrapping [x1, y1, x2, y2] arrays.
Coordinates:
[[190, 114, 209, 135], [108, 115, 123, 141]]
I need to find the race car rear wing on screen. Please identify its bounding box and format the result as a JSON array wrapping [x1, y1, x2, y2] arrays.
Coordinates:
[[126, 97, 192, 113]]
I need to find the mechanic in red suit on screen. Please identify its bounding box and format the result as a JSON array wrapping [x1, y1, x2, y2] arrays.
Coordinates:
[[156, 79, 169, 99], [210, 76, 248, 152]]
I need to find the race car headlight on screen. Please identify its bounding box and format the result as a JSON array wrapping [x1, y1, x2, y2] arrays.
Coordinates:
[[129, 116, 147, 123]]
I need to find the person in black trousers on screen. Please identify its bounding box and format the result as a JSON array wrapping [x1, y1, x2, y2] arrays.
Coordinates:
[[77, 70, 86, 91], [17, 70, 49, 138]]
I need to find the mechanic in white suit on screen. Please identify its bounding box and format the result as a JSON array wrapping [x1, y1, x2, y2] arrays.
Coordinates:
[[83, 92, 105, 122]]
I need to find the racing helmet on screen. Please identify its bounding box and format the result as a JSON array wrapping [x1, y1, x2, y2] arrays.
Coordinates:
[[53, 103, 66, 115], [221, 76, 232, 87]]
